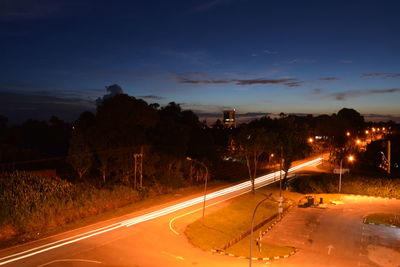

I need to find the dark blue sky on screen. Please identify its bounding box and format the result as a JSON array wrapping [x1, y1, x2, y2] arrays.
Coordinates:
[[1, 0, 399, 123]]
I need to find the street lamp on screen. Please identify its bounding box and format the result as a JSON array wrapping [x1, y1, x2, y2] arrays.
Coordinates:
[[249, 193, 272, 267], [186, 157, 209, 221], [338, 155, 354, 193], [346, 131, 351, 136]]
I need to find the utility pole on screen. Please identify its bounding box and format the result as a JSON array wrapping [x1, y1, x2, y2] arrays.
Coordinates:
[[388, 140, 391, 175], [279, 146, 283, 197], [338, 158, 343, 193], [133, 147, 143, 189]]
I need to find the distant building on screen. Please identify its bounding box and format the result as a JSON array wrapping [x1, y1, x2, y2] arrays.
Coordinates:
[[223, 110, 236, 128]]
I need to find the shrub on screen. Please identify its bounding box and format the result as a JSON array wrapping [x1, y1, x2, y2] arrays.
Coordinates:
[[0, 171, 140, 238], [289, 173, 400, 199]]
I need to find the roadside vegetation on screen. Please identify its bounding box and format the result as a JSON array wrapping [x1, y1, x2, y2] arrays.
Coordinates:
[[0, 171, 226, 246], [289, 173, 400, 199], [185, 185, 303, 258], [0, 84, 399, 247], [364, 213, 400, 227]]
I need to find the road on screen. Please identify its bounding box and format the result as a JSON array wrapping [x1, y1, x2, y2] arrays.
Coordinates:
[[0, 157, 323, 266], [262, 195, 400, 267]]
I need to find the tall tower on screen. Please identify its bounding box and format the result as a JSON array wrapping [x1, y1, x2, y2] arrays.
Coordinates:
[[223, 109, 236, 128]]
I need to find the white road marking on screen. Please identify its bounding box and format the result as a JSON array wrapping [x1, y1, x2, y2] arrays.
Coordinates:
[[0, 223, 120, 263], [161, 251, 185, 260], [169, 189, 252, 235], [0, 225, 123, 266], [0, 157, 323, 265], [37, 258, 102, 267], [327, 245, 334, 255]]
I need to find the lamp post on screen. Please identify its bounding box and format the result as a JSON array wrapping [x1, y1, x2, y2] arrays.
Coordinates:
[[186, 157, 209, 221], [339, 155, 354, 193], [249, 193, 272, 267]]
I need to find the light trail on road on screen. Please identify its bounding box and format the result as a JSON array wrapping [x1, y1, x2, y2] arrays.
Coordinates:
[[0, 157, 323, 266]]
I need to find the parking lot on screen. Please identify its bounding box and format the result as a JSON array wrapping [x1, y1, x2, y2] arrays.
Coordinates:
[[261, 196, 400, 267]]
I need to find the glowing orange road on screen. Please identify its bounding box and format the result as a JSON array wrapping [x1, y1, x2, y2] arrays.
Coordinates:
[[0, 157, 323, 266]]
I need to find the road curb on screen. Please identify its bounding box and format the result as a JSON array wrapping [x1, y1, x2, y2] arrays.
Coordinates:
[[345, 194, 399, 200], [210, 248, 297, 261], [362, 217, 400, 228], [210, 205, 297, 261]]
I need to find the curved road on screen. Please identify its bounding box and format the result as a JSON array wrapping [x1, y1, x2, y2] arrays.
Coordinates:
[[0, 157, 326, 267]]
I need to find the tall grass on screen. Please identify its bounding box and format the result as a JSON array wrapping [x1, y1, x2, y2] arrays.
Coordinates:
[[0, 171, 139, 239]]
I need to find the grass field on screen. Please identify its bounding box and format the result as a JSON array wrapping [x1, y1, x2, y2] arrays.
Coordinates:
[[364, 213, 400, 227], [185, 186, 303, 258]]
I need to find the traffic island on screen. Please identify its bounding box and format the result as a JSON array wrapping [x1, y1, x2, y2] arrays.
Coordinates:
[[185, 187, 303, 261], [363, 213, 400, 228]]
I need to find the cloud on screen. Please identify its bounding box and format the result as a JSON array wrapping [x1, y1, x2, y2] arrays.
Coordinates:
[[96, 84, 124, 106], [329, 88, 400, 101], [339, 60, 353, 64], [0, 91, 95, 123], [318, 77, 340, 81], [138, 95, 165, 100], [311, 88, 324, 95], [0, 81, 44, 90], [179, 78, 231, 84], [174, 72, 231, 84], [363, 114, 400, 123], [284, 81, 303, 87], [361, 73, 400, 79], [263, 50, 278, 55], [174, 72, 301, 87], [234, 78, 299, 86]]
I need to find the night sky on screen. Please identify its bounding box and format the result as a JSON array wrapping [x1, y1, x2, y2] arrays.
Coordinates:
[[1, 0, 399, 123]]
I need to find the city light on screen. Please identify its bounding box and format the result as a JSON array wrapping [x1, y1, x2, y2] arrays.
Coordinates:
[[348, 155, 355, 162], [346, 131, 351, 136], [308, 137, 314, 143], [365, 130, 369, 134], [356, 139, 361, 145]]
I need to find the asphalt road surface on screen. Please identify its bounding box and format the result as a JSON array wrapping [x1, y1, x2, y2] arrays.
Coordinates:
[[0, 157, 323, 267], [262, 195, 400, 267], [8, 156, 399, 267]]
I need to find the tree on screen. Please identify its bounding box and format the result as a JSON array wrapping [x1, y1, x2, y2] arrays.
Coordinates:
[[278, 116, 311, 188], [236, 127, 276, 194], [67, 129, 92, 179], [93, 93, 158, 184]]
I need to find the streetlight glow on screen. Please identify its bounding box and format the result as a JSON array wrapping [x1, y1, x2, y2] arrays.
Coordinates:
[[365, 130, 369, 134], [346, 131, 351, 136], [348, 155, 355, 162], [308, 137, 314, 143], [356, 139, 361, 145]]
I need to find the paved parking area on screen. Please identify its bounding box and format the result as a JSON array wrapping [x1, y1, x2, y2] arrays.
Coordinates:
[[261, 196, 400, 267]]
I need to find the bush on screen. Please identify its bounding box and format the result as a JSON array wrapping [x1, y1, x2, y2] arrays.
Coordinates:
[[0, 171, 140, 238], [289, 173, 400, 199]]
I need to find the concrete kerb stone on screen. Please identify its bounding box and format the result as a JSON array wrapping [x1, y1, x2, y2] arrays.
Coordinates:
[[345, 194, 399, 201], [210, 204, 297, 261]]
